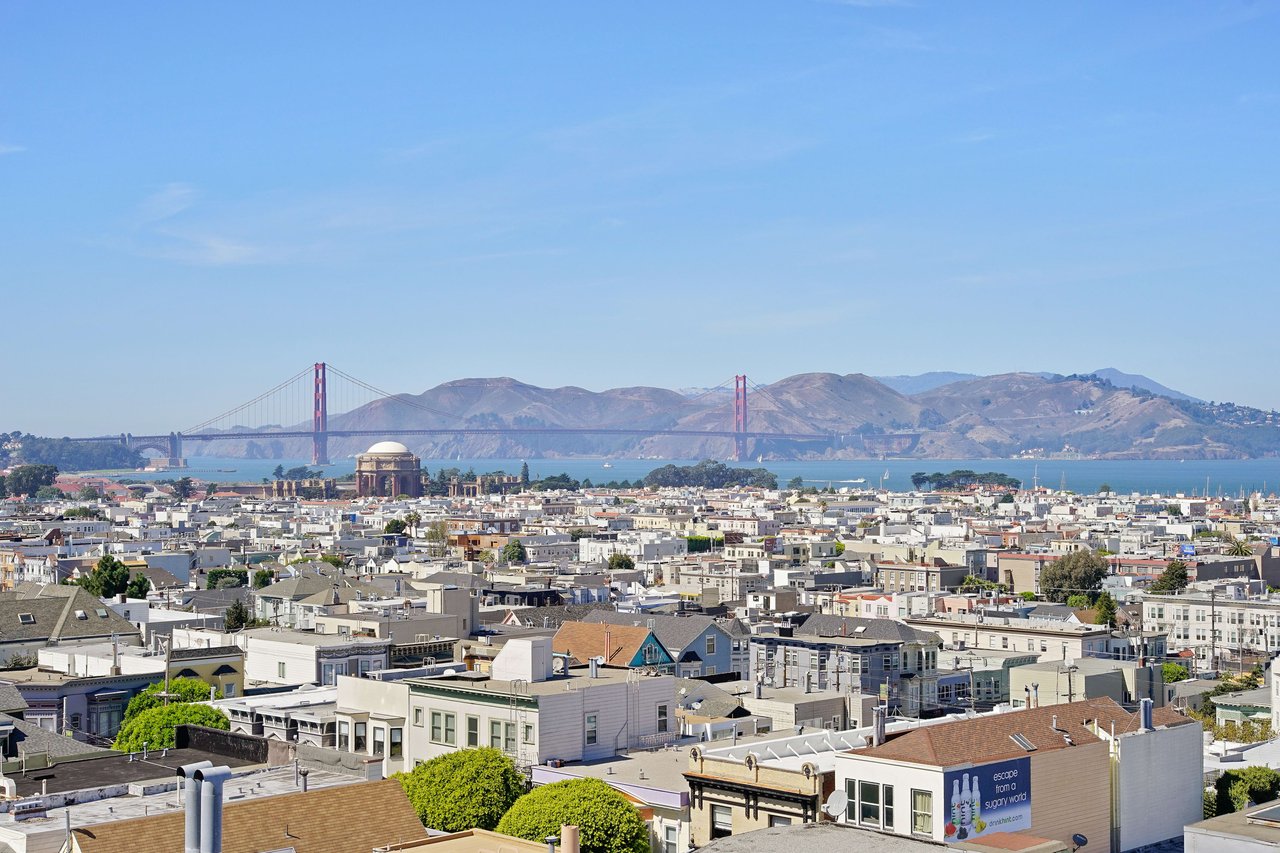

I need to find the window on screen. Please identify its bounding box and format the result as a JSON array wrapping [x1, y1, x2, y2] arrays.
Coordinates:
[[338, 721, 350, 750], [490, 720, 503, 749], [769, 816, 792, 828], [911, 789, 932, 835], [523, 723, 535, 744], [859, 781, 880, 825], [413, 707, 423, 727], [585, 713, 598, 745], [1001, 636, 1009, 649], [657, 704, 669, 734], [706, 635, 716, 656], [431, 711, 456, 745], [373, 726, 386, 757], [711, 805, 733, 839], [504, 722, 516, 753], [278, 662, 286, 679], [466, 715, 480, 748], [663, 826, 679, 853], [354, 722, 367, 752], [390, 727, 403, 758]]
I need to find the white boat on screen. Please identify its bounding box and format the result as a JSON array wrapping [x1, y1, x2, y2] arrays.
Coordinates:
[[602, 462, 613, 469]]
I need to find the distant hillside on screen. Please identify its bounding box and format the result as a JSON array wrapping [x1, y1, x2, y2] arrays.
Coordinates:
[[874, 372, 979, 395], [1090, 368, 1202, 403], [187, 372, 1280, 461]]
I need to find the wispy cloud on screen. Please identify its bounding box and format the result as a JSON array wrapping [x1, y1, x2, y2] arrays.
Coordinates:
[[0, 144, 25, 155], [136, 182, 198, 223], [953, 130, 995, 144]]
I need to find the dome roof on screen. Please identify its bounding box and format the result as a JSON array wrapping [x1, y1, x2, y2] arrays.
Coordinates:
[[364, 440, 412, 455]]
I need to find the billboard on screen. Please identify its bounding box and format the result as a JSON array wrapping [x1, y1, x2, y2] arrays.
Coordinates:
[[1180, 544, 1197, 557], [942, 756, 1031, 843]]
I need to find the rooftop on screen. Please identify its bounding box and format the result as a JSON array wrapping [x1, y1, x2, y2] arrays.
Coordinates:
[[11, 745, 261, 798]]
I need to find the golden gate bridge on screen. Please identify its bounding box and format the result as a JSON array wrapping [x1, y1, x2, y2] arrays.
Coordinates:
[[67, 363, 909, 466]]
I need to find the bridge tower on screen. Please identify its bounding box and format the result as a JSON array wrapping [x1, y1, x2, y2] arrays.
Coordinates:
[[312, 362, 330, 466], [733, 375, 748, 462]]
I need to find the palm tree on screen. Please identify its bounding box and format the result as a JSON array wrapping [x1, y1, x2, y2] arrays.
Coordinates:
[[1226, 536, 1254, 557], [403, 511, 421, 537]]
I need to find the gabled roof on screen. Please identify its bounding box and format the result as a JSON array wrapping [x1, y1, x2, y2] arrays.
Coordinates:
[[552, 621, 671, 668], [854, 697, 1194, 768], [68, 778, 424, 853], [486, 603, 612, 628], [794, 614, 940, 646], [0, 585, 140, 644], [583, 611, 727, 654]]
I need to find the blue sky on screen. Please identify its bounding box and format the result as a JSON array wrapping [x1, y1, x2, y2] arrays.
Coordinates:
[[2, 1, 1277, 434]]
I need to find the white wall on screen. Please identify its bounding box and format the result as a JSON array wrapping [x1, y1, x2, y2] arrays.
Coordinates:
[[1116, 722, 1205, 850]]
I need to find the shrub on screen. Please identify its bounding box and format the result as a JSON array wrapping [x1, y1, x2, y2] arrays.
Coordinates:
[[497, 778, 648, 853], [394, 748, 524, 831]]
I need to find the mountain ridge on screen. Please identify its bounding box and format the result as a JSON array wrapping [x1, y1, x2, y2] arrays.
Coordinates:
[[187, 370, 1280, 462]]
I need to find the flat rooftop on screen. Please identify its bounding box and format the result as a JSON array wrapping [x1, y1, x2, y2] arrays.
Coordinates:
[[408, 666, 657, 696], [0, 765, 358, 839], [8, 746, 261, 799]]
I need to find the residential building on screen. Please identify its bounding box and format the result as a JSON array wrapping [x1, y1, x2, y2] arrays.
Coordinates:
[[582, 611, 740, 678], [171, 626, 390, 687], [551, 621, 677, 674], [832, 697, 1202, 853]]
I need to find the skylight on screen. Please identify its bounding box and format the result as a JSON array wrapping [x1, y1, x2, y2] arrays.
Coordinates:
[[17, 613, 34, 625], [1010, 733, 1037, 751]]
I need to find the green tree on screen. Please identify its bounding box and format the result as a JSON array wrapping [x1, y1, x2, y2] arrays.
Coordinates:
[[124, 678, 221, 722], [607, 553, 635, 572], [4, 465, 58, 498], [1151, 560, 1189, 593], [80, 555, 132, 598], [394, 748, 524, 832], [519, 462, 530, 488], [1166, 504, 1183, 517], [1019, 591, 1037, 601], [1038, 550, 1108, 604], [384, 519, 407, 535], [1066, 594, 1092, 609], [475, 549, 495, 563], [834, 541, 845, 555], [35, 485, 63, 501], [496, 779, 649, 853], [1098, 483, 1112, 493], [502, 539, 528, 564], [77, 485, 101, 501], [1095, 590, 1118, 628], [173, 477, 194, 500], [113, 703, 228, 751], [1226, 536, 1254, 557], [224, 597, 252, 631], [320, 554, 345, 569], [206, 568, 247, 589], [126, 574, 151, 599], [273, 465, 285, 480], [1162, 662, 1189, 684], [787, 476, 804, 490], [403, 511, 422, 536], [1210, 766, 1280, 816], [252, 568, 273, 589]]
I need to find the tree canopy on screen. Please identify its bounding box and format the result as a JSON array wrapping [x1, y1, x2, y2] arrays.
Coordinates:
[[502, 539, 528, 564], [1206, 766, 1280, 817], [5, 464, 58, 498], [124, 678, 221, 722], [394, 748, 524, 832], [607, 553, 635, 572], [79, 555, 133, 598], [1150, 560, 1189, 593], [1038, 550, 1109, 603], [496, 779, 649, 853], [910, 469, 1020, 491], [113, 703, 228, 751], [384, 519, 407, 535], [643, 459, 776, 490]]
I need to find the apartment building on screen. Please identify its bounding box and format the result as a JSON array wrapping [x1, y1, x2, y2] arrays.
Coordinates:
[[1143, 588, 1280, 667], [874, 560, 970, 594]]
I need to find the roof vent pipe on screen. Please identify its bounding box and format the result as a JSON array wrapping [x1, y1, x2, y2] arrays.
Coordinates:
[[196, 765, 234, 853], [177, 761, 213, 853], [1140, 697, 1154, 732]]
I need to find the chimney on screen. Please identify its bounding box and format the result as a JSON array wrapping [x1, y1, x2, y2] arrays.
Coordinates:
[[754, 679, 763, 699], [871, 706, 885, 747], [560, 825, 580, 853], [1024, 685, 1031, 707], [1051, 714, 1059, 731], [177, 761, 213, 853], [195, 765, 234, 853], [603, 629, 611, 664], [1139, 697, 1154, 732], [1032, 683, 1039, 709]]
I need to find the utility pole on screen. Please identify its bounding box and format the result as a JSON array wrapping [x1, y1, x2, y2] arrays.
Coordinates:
[[1209, 588, 1217, 674]]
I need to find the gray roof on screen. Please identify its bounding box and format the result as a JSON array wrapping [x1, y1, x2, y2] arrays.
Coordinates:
[[698, 821, 945, 853], [584, 611, 728, 654], [0, 586, 141, 645], [170, 645, 243, 662], [2, 712, 116, 758], [1213, 687, 1272, 708], [794, 614, 941, 647], [0, 683, 28, 714], [488, 603, 613, 628]]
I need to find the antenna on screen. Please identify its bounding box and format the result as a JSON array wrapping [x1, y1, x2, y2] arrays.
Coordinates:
[[823, 789, 849, 818]]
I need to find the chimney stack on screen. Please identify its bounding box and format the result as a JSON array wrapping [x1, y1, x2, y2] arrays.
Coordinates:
[[1140, 697, 1154, 732], [560, 825, 580, 853], [1032, 683, 1039, 709], [177, 761, 213, 853], [195, 765, 234, 853]]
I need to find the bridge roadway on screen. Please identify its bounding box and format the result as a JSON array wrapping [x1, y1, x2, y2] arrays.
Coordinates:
[[71, 427, 838, 443]]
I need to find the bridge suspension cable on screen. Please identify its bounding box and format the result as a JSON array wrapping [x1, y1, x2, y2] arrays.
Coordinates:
[[325, 365, 466, 424], [184, 366, 313, 434], [746, 377, 826, 434]]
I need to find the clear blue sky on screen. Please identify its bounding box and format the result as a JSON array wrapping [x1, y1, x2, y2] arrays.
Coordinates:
[[2, 1, 1277, 434]]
